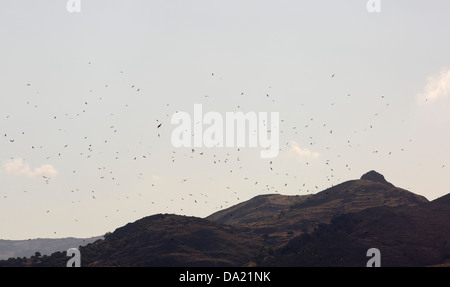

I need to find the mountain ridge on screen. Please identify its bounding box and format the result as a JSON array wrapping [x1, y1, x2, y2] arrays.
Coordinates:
[[206, 173, 428, 243], [0, 236, 103, 260]]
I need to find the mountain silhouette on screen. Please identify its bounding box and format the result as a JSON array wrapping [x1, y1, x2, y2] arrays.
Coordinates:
[[265, 193, 450, 266], [0, 236, 102, 260], [1, 171, 448, 267], [207, 174, 427, 244]]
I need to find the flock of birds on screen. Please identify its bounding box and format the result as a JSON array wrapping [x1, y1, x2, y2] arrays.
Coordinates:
[[0, 64, 446, 237]]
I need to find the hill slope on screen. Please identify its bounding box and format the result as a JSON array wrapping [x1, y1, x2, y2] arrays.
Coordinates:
[[264, 193, 450, 266], [0, 214, 266, 267]]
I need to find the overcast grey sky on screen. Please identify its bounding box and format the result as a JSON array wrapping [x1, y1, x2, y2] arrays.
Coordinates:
[[1, 0, 450, 240]]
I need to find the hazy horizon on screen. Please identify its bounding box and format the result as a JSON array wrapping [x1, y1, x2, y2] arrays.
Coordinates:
[[1, 0, 450, 240]]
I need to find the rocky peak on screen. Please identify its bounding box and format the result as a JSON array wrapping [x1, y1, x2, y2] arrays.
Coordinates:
[[360, 170, 395, 187]]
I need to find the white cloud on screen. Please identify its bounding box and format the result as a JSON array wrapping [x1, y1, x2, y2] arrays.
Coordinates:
[[33, 164, 58, 178], [3, 158, 57, 178], [417, 68, 450, 103], [288, 141, 320, 159]]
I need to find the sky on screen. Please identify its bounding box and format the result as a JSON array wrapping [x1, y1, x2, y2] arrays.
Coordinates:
[[1, 0, 450, 240]]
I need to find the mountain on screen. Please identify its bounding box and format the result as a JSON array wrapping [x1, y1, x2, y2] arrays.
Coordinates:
[[206, 171, 428, 244], [2, 170, 447, 267], [0, 236, 103, 260], [264, 193, 450, 267], [82, 214, 265, 267], [0, 214, 266, 267]]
